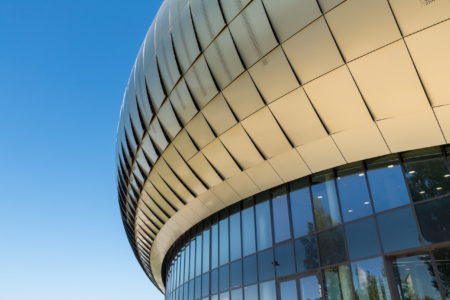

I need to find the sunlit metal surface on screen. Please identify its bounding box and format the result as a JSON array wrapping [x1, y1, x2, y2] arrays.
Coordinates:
[[116, 0, 450, 291]]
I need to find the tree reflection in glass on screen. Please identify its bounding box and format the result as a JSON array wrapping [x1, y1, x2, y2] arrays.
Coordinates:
[[311, 171, 341, 231]]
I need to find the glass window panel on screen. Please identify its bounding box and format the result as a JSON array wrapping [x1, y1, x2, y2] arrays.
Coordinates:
[[220, 291, 230, 300], [195, 276, 202, 299], [323, 265, 356, 300], [336, 164, 373, 222], [219, 265, 229, 292], [345, 218, 381, 260], [231, 288, 243, 300], [280, 280, 298, 300], [259, 280, 276, 300], [272, 186, 292, 243], [243, 255, 257, 286], [190, 239, 196, 280], [220, 216, 230, 266], [403, 149, 450, 202], [196, 235, 203, 277], [184, 283, 189, 300], [189, 279, 195, 300], [242, 200, 256, 256], [230, 211, 242, 261], [244, 284, 258, 300], [202, 273, 209, 298], [311, 172, 342, 230], [211, 295, 218, 300], [300, 275, 321, 300], [185, 246, 191, 283], [392, 253, 442, 300], [203, 229, 210, 273], [290, 179, 315, 238], [318, 227, 347, 266], [274, 242, 296, 278], [416, 196, 450, 244], [367, 155, 410, 212], [258, 248, 275, 282], [377, 206, 424, 253], [230, 260, 242, 288], [211, 269, 219, 295], [295, 236, 319, 273], [351, 257, 391, 300], [434, 247, 450, 299], [212, 223, 219, 269], [255, 193, 273, 251]]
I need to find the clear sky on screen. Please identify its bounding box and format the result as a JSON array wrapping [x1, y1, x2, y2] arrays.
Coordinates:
[[0, 1, 164, 299]]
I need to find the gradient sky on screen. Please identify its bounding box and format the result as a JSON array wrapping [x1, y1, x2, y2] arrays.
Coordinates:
[[0, 1, 165, 299]]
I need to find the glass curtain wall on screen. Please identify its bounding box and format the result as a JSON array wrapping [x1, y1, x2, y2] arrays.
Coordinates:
[[163, 146, 450, 300]]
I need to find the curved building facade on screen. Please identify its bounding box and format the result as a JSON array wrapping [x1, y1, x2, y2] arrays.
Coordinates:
[[116, 0, 450, 299]]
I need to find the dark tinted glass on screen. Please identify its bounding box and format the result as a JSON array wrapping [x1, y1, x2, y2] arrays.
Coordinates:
[[294, 236, 319, 273], [272, 186, 292, 243], [230, 210, 242, 261], [243, 255, 257, 286], [290, 179, 315, 237], [416, 196, 450, 244], [219, 217, 229, 265], [318, 227, 347, 266], [259, 280, 276, 300], [196, 235, 203, 276], [258, 248, 275, 281], [195, 276, 201, 299], [211, 269, 218, 295], [367, 155, 410, 212], [274, 242, 296, 278], [189, 279, 194, 300], [241, 201, 256, 256], [203, 229, 210, 273], [351, 257, 391, 300], [434, 247, 450, 298], [392, 253, 441, 300], [255, 193, 273, 250], [377, 206, 424, 253], [219, 265, 229, 292], [403, 149, 450, 202], [202, 273, 209, 297], [323, 265, 355, 300], [336, 164, 373, 222], [311, 172, 341, 230], [230, 260, 242, 288], [190, 239, 196, 279], [345, 217, 380, 260], [211, 223, 219, 269]]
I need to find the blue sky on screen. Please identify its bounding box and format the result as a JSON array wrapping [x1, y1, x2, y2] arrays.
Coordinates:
[[0, 1, 164, 299]]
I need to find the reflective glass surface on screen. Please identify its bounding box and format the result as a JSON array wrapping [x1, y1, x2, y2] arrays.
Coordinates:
[[280, 280, 297, 300], [345, 217, 381, 260], [290, 179, 315, 238], [300, 275, 321, 300], [377, 206, 424, 253], [367, 156, 410, 212], [274, 242, 296, 278], [392, 253, 442, 300], [311, 172, 341, 230], [351, 257, 391, 300], [164, 147, 450, 300], [295, 236, 319, 273]]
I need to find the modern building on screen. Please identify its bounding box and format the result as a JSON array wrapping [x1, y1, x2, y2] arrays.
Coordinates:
[[116, 0, 450, 299]]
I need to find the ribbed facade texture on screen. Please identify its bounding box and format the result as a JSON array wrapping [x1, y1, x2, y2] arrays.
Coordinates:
[[116, 0, 450, 298]]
